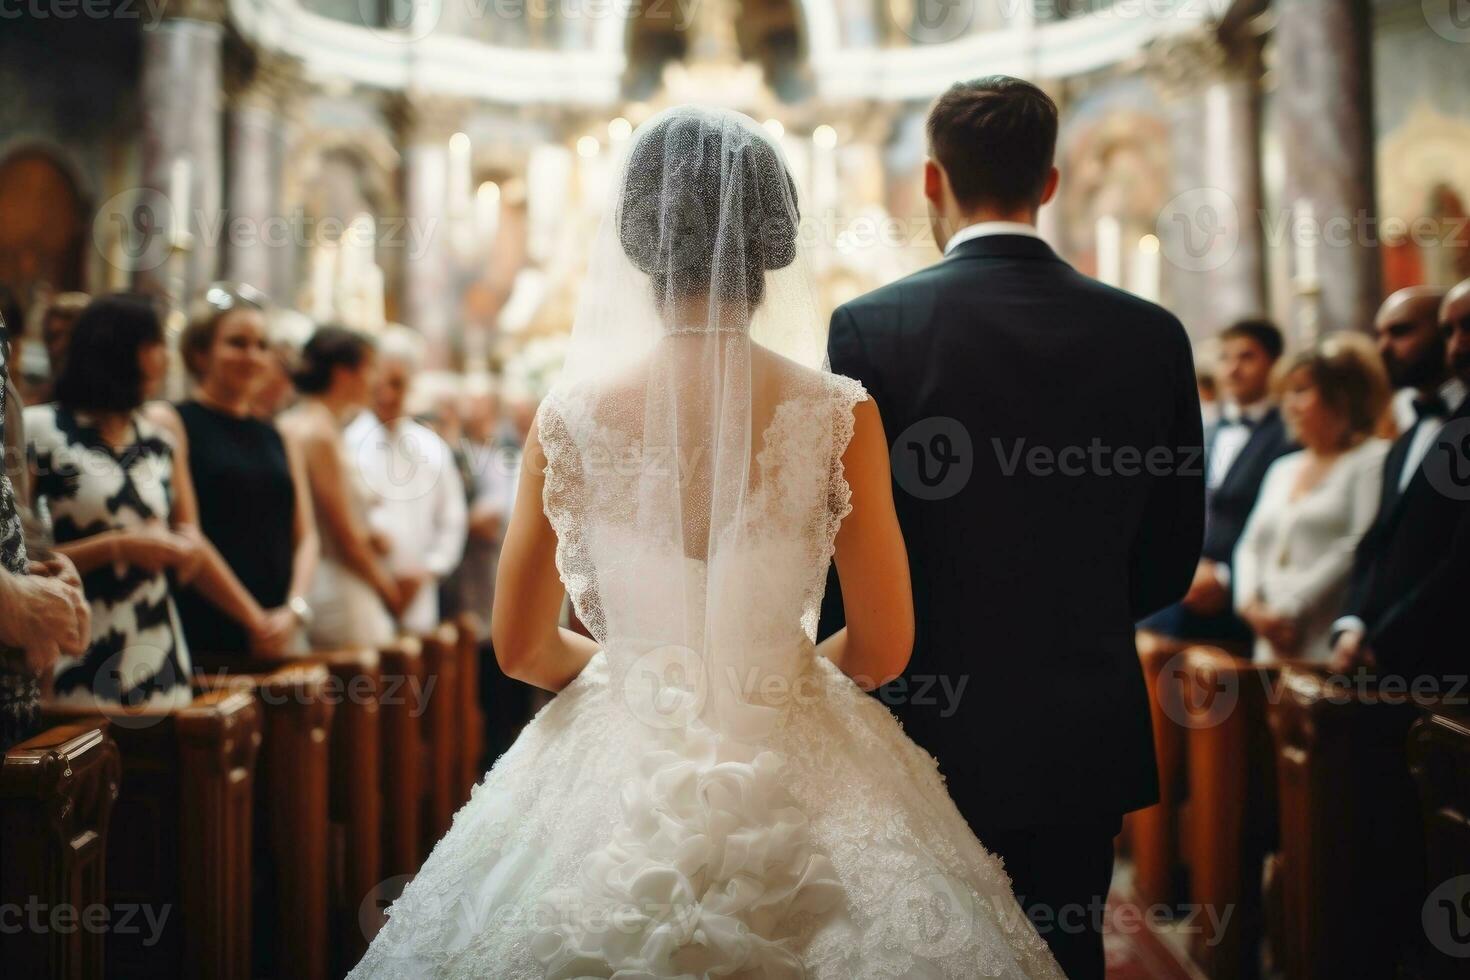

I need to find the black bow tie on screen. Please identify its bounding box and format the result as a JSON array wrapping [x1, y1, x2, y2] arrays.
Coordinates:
[[1219, 412, 1257, 430], [1413, 392, 1449, 422]]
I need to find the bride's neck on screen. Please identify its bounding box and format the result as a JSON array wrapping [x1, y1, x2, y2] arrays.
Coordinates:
[[662, 293, 750, 335]]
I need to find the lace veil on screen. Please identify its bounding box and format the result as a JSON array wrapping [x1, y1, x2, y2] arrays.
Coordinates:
[[537, 105, 840, 741]]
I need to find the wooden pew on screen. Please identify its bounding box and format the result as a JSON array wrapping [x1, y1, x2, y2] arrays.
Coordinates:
[[1180, 646, 1278, 979], [1408, 705, 1470, 979], [313, 648, 383, 971], [0, 720, 120, 980], [454, 612, 486, 803], [1268, 666, 1427, 980], [1129, 633, 1191, 907], [43, 689, 260, 980], [418, 623, 461, 857], [378, 638, 424, 881], [193, 659, 333, 980]]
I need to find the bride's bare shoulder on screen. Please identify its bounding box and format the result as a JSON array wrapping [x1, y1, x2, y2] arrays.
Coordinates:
[[752, 345, 867, 407]]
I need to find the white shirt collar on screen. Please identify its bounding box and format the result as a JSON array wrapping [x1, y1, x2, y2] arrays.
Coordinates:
[[1441, 377, 1467, 415], [943, 221, 1040, 256], [1221, 399, 1273, 425]]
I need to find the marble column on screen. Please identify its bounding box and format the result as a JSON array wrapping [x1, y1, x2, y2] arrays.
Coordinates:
[[139, 0, 226, 303], [225, 53, 302, 303], [1148, 25, 1267, 339], [1036, 79, 1067, 254], [389, 94, 466, 369], [1274, 0, 1378, 339]]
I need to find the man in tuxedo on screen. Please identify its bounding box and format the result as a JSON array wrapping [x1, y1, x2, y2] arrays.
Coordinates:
[[818, 76, 1204, 979], [1331, 279, 1470, 679], [1374, 285, 1450, 434], [1138, 319, 1294, 648]]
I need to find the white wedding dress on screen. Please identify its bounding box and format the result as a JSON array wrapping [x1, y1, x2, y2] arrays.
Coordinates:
[[350, 104, 1061, 980], [349, 370, 1062, 980]]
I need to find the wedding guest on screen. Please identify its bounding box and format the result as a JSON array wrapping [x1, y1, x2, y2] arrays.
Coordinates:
[[280, 326, 398, 648], [1234, 335, 1390, 663], [1374, 286, 1449, 434], [345, 327, 466, 636], [26, 295, 266, 708], [1198, 360, 1220, 429], [0, 304, 88, 750], [433, 387, 476, 622], [448, 380, 532, 764], [253, 309, 314, 419], [1331, 278, 1470, 677], [1139, 319, 1294, 647], [446, 383, 516, 622], [29, 291, 89, 404], [147, 283, 319, 657]]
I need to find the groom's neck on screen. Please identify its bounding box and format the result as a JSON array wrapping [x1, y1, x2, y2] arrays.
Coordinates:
[[954, 206, 1036, 229], [936, 208, 1037, 245]]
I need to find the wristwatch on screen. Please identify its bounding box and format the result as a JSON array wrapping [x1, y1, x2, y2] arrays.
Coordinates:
[[288, 595, 315, 629]]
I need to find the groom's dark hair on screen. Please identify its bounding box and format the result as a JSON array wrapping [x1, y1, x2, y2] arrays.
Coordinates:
[[927, 76, 1058, 212]]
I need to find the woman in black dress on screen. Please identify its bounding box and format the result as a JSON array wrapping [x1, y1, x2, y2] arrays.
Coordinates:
[[148, 283, 317, 656]]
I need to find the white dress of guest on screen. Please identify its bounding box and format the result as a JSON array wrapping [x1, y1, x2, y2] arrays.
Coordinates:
[[303, 406, 396, 651], [1234, 437, 1389, 663], [346, 411, 467, 635]]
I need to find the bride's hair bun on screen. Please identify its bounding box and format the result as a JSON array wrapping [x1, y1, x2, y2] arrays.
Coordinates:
[[618, 110, 800, 308]]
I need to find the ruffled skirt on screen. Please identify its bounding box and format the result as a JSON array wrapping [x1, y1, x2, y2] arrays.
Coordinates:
[[348, 652, 1062, 979]]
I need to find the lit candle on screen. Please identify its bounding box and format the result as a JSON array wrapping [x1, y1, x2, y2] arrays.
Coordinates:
[[1095, 215, 1122, 286], [169, 158, 192, 246], [1295, 199, 1318, 283], [1132, 234, 1161, 302]]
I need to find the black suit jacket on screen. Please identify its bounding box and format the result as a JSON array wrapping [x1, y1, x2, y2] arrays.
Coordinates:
[[1201, 409, 1296, 568], [819, 234, 1205, 830], [1344, 399, 1470, 676]]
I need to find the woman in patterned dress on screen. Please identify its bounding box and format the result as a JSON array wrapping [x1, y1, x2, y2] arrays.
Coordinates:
[[0, 303, 89, 748], [26, 295, 267, 710]]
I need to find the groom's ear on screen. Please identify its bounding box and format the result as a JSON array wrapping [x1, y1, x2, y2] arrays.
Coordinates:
[[1038, 166, 1060, 208], [923, 158, 944, 206]]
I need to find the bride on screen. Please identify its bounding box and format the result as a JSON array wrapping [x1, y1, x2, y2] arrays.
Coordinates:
[[349, 106, 1063, 979]]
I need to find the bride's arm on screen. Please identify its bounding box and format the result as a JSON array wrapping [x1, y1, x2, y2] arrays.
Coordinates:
[[490, 416, 600, 692], [816, 396, 915, 690]]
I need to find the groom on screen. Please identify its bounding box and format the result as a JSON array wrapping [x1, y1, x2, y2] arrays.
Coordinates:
[[820, 76, 1205, 979]]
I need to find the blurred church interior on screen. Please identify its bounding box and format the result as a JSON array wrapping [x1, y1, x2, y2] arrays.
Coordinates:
[[2, 1, 1469, 979]]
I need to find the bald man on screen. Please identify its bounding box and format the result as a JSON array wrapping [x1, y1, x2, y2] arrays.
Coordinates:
[[1331, 278, 1470, 677], [1375, 285, 1449, 433]]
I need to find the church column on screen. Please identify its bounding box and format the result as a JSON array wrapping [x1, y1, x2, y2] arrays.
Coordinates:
[[1149, 25, 1267, 337], [389, 93, 466, 369], [225, 52, 302, 302], [1036, 79, 1068, 253], [1274, 0, 1378, 339], [139, 0, 226, 302]]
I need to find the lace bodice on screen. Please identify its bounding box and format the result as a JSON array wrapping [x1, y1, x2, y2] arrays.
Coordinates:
[[538, 368, 866, 731]]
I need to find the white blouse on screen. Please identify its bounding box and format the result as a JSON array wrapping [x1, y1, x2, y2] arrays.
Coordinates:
[[1233, 438, 1389, 663]]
